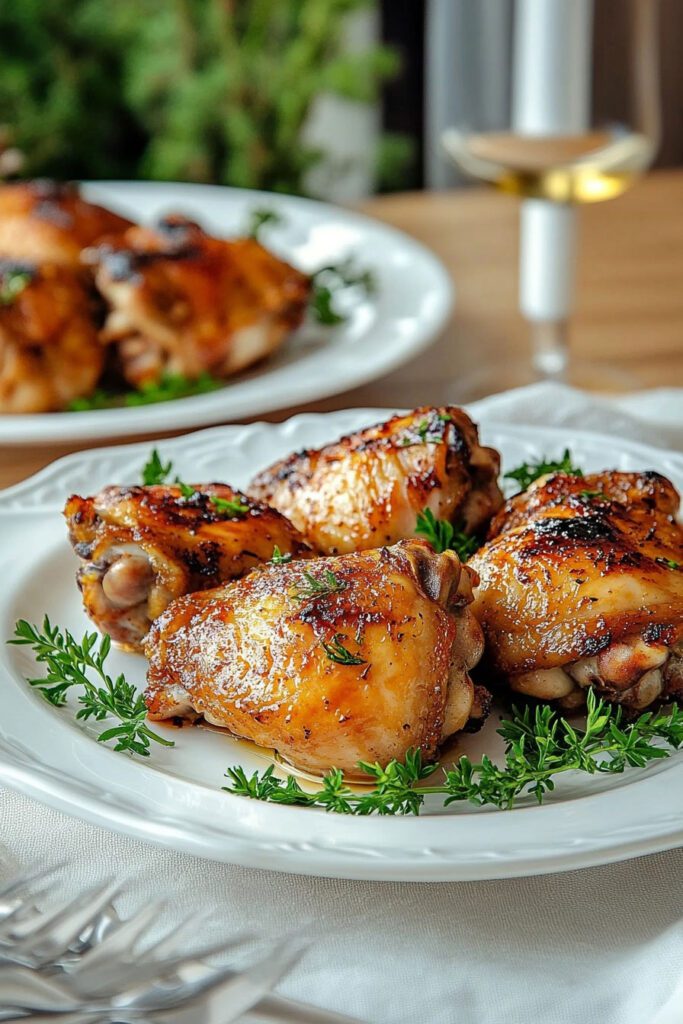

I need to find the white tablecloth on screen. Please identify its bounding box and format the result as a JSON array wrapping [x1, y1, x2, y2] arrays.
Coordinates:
[[2, 383, 683, 1024]]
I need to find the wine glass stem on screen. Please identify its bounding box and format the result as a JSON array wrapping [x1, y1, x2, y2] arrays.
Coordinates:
[[531, 319, 569, 380]]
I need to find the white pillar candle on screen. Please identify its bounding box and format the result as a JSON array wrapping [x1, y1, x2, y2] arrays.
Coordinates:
[[513, 0, 593, 325]]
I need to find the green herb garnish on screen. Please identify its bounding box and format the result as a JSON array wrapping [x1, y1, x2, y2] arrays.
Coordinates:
[[0, 268, 32, 305], [270, 545, 293, 565], [68, 372, 222, 413], [246, 207, 284, 241], [141, 449, 173, 486], [577, 489, 609, 501], [223, 690, 683, 814], [125, 372, 222, 406], [656, 558, 681, 570], [209, 494, 249, 518], [415, 507, 479, 560], [292, 569, 346, 602], [504, 449, 584, 492], [309, 260, 376, 326], [176, 481, 196, 499], [320, 633, 366, 666], [10, 618, 173, 757]]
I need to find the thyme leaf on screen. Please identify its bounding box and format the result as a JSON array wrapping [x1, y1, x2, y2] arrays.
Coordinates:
[[415, 507, 479, 560], [9, 618, 173, 757], [223, 690, 683, 814], [504, 449, 584, 492]]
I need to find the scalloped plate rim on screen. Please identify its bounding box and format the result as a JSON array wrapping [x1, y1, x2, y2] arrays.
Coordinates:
[[0, 409, 682, 882]]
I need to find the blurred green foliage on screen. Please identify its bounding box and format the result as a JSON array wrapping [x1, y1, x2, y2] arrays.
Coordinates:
[[0, 0, 406, 194]]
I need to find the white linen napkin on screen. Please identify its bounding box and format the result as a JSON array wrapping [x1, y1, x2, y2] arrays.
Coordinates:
[[1, 382, 682, 1024]]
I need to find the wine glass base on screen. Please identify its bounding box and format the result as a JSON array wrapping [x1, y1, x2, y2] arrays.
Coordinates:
[[453, 360, 639, 403]]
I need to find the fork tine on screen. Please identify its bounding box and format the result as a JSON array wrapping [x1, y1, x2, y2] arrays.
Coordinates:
[[79, 936, 248, 1000], [245, 993, 368, 1024], [70, 899, 166, 975], [12, 879, 120, 961], [141, 909, 207, 958], [0, 964, 81, 1013], [134, 939, 307, 1020]]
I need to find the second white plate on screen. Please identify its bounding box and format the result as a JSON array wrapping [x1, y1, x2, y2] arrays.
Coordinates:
[[1, 182, 453, 445]]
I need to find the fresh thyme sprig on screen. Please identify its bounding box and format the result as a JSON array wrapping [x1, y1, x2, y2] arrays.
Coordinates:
[[321, 633, 366, 666], [415, 507, 480, 561], [9, 618, 174, 757], [140, 454, 249, 518], [270, 545, 293, 565], [245, 206, 285, 241], [68, 372, 221, 412], [310, 260, 376, 325], [223, 690, 683, 814], [504, 449, 584, 492], [141, 449, 173, 486], [292, 569, 346, 602]]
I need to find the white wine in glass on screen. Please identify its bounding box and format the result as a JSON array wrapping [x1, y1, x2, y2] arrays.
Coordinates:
[[442, 0, 661, 393]]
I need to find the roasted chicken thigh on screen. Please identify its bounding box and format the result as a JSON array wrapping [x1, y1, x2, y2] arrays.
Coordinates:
[[145, 539, 488, 774], [0, 180, 132, 269], [0, 261, 103, 412], [249, 406, 503, 554], [469, 471, 683, 710], [89, 215, 310, 388], [65, 483, 311, 652]]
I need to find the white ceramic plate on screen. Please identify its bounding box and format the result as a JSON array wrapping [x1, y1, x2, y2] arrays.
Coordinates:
[[0, 182, 453, 445], [1, 410, 682, 881]]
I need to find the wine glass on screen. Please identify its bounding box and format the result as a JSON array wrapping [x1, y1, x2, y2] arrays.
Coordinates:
[[440, 0, 661, 395]]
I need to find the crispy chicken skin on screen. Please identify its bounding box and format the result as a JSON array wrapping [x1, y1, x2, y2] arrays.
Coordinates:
[[65, 483, 311, 653], [0, 180, 132, 268], [88, 215, 310, 388], [249, 406, 504, 555], [469, 471, 683, 710], [145, 539, 488, 774], [0, 261, 104, 413]]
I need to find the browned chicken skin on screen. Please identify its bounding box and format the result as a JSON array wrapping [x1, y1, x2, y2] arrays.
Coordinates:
[[145, 539, 487, 774], [0, 180, 132, 268], [469, 471, 683, 711], [65, 483, 311, 652], [0, 260, 104, 412], [249, 406, 503, 554], [89, 215, 310, 388]]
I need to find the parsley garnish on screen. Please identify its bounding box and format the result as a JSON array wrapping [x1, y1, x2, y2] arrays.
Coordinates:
[[292, 569, 346, 602], [504, 449, 584, 492], [209, 495, 249, 518], [10, 618, 174, 757], [141, 449, 173, 486], [223, 690, 683, 814], [270, 545, 293, 565], [415, 508, 479, 560], [309, 260, 376, 326], [320, 633, 366, 666], [0, 268, 33, 305], [245, 207, 284, 241], [176, 481, 196, 499]]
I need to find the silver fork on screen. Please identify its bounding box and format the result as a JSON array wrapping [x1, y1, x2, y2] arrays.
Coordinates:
[[0, 868, 364, 1024]]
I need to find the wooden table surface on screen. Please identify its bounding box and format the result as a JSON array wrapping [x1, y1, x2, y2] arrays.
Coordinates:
[[1, 169, 682, 488]]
